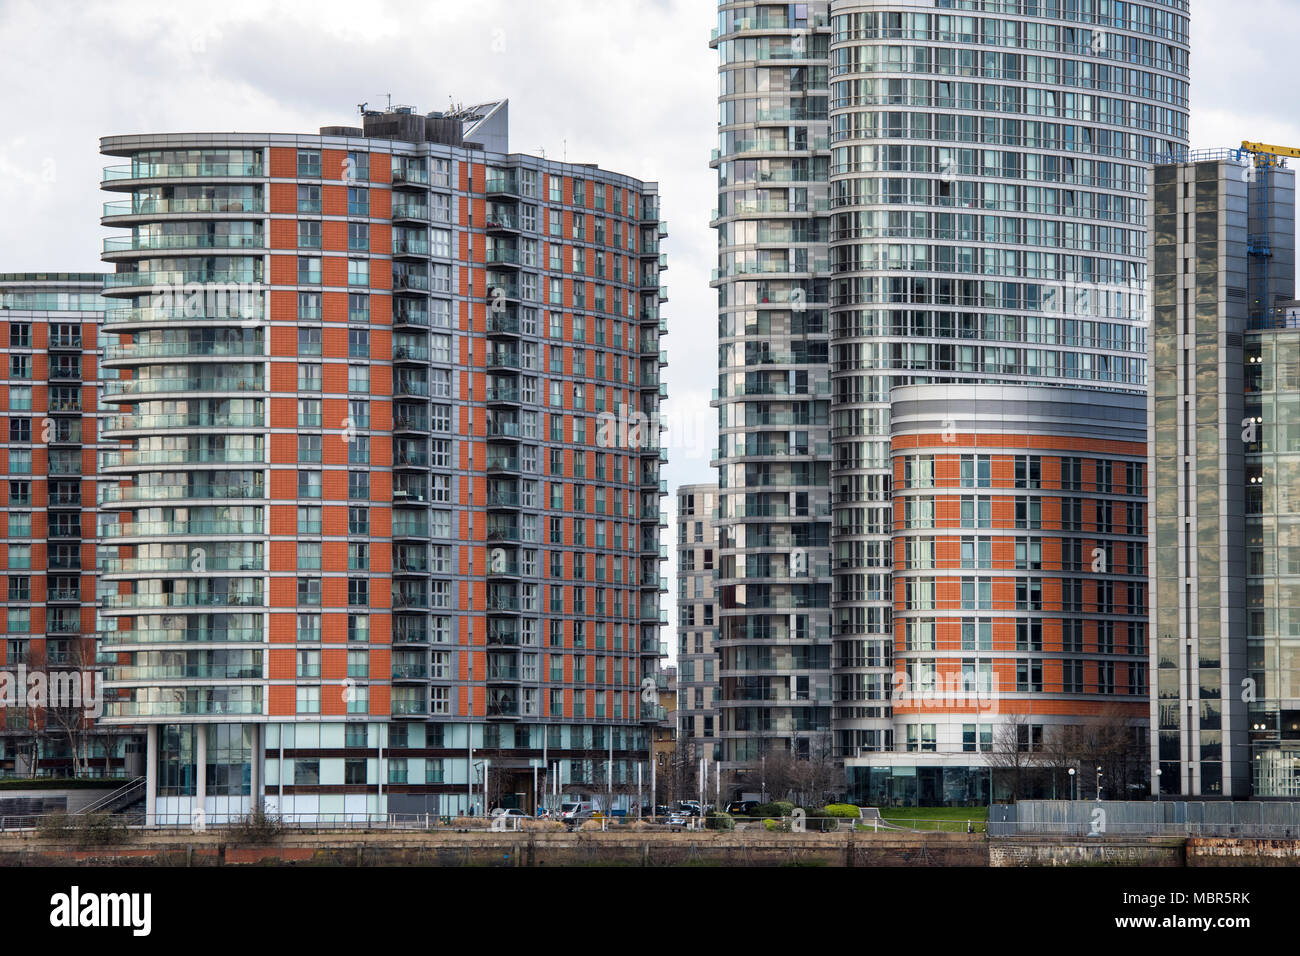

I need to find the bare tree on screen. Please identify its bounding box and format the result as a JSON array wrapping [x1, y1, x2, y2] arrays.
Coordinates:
[[42, 638, 97, 778], [1044, 708, 1148, 800], [986, 715, 1043, 801]]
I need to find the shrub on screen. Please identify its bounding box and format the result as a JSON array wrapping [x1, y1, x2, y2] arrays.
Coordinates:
[[37, 811, 129, 848], [579, 819, 605, 831], [752, 800, 794, 818], [225, 804, 284, 844], [802, 809, 839, 833], [822, 803, 862, 819], [450, 815, 488, 829], [704, 810, 734, 831], [520, 819, 565, 832], [763, 817, 791, 833]]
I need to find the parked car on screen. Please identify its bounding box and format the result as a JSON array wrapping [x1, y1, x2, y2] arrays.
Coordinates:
[[726, 801, 760, 817], [493, 808, 529, 821], [665, 811, 689, 827]]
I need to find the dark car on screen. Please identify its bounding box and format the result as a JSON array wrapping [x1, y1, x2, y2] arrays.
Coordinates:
[[726, 801, 760, 817]]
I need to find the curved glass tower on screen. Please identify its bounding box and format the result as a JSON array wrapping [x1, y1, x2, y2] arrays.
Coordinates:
[[826, 0, 1188, 765], [714, 1, 1189, 780]]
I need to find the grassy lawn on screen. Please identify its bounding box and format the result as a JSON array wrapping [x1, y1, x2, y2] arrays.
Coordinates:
[[876, 806, 989, 833]]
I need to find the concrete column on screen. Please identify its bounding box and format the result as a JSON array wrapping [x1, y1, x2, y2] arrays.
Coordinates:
[[195, 724, 207, 820], [249, 723, 261, 811], [145, 724, 158, 827]]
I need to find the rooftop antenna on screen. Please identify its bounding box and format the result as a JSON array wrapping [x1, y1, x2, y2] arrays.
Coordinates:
[[357, 101, 368, 115], [386, 92, 392, 110], [537, 146, 546, 160]]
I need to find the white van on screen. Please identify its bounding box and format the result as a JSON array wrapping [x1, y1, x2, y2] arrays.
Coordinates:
[[560, 801, 594, 820]]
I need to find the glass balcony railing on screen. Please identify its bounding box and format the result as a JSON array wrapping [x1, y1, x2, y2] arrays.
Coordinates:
[[100, 447, 263, 468], [101, 518, 264, 538], [100, 411, 264, 433], [103, 234, 265, 254], [103, 196, 264, 216], [103, 161, 264, 180], [103, 590, 264, 610], [103, 375, 265, 397], [102, 339, 264, 361], [99, 482, 264, 503]]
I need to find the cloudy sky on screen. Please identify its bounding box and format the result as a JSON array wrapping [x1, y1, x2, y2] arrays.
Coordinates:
[[0, 0, 1294, 642]]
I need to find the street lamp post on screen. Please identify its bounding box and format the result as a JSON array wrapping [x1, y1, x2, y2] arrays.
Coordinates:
[[1155, 768, 1162, 804], [1068, 767, 1076, 801], [1095, 766, 1103, 802]]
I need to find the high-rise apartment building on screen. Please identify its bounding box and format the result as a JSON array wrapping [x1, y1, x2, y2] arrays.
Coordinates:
[[711, 1, 835, 770], [713, 0, 1190, 787], [676, 484, 720, 760], [1148, 150, 1297, 798], [0, 274, 139, 777], [95, 101, 668, 822]]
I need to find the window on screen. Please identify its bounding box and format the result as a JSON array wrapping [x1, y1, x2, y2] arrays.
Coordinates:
[[298, 327, 322, 356], [1014, 537, 1041, 570], [298, 434, 322, 463], [348, 259, 369, 287], [297, 149, 321, 177], [1015, 619, 1043, 651], [298, 398, 322, 427], [348, 578, 369, 607], [348, 506, 369, 535], [348, 365, 369, 393], [293, 757, 320, 783], [960, 455, 991, 487], [1014, 496, 1041, 530], [298, 292, 321, 319], [960, 496, 991, 528], [960, 536, 991, 569], [297, 541, 321, 570], [1015, 578, 1042, 611], [297, 613, 321, 642], [297, 650, 320, 678], [298, 256, 321, 284], [961, 577, 992, 610], [348, 435, 369, 465], [347, 186, 369, 217], [961, 618, 992, 651], [1016, 660, 1044, 694], [1016, 723, 1044, 753], [1014, 455, 1041, 489], [297, 470, 321, 498], [1063, 659, 1085, 694], [298, 506, 322, 534], [297, 578, 321, 607], [295, 687, 320, 716], [297, 220, 321, 249], [905, 455, 934, 488], [349, 470, 370, 500], [298, 363, 321, 391], [1061, 456, 1083, 491]]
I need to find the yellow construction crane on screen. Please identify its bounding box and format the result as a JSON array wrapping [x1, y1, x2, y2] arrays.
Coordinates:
[[1241, 141, 1300, 166]]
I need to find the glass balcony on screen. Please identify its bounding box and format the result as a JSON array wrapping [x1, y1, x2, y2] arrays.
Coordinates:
[[102, 160, 264, 181]]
